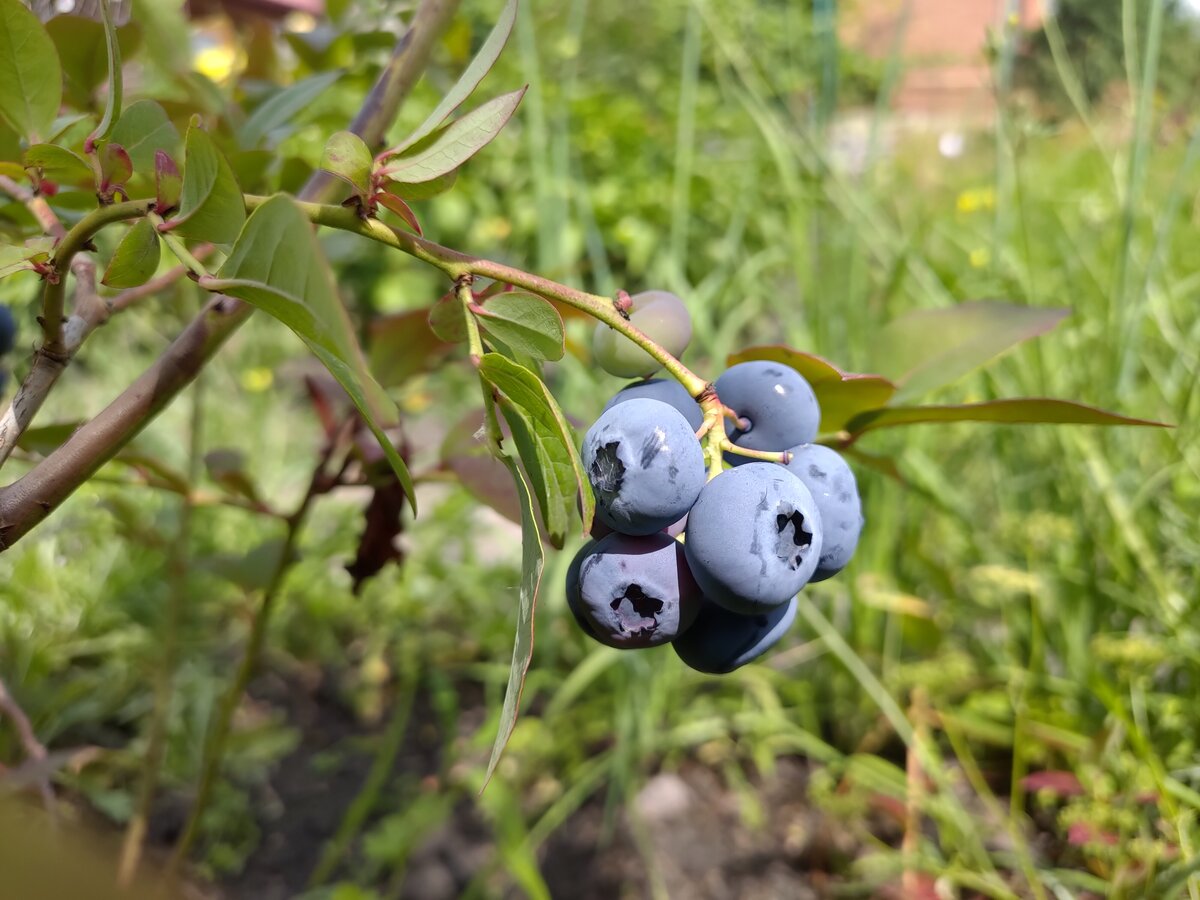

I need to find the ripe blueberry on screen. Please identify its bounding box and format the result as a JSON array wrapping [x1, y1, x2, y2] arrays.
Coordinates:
[[565, 541, 600, 640], [673, 596, 797, 674], [582, 397, 705, 536], [0, 305, 15, 358], [602, 378, 704, 431], [782, 443, 863, 582], [716, 361, 820, 463], [593, 290, 692, 378], [573, 532, 702, 648], [684, 462, 823, 613]]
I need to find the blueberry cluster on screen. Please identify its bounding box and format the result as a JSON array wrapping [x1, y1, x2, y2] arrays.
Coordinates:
[[567, 360, 864, 674]]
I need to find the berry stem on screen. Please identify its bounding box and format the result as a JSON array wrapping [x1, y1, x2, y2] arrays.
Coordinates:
[[719, 440, 792, 465]]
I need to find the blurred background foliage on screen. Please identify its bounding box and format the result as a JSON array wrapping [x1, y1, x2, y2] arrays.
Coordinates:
[[1, 0, 1199, 897]]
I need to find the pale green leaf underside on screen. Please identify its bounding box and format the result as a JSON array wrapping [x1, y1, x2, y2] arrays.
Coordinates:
[[875, 301, 1070, 402], [478, 352, 592, 536], [383, 87, 526, 184], [394, 0, 518, 154], [474, 292, 564, 362]]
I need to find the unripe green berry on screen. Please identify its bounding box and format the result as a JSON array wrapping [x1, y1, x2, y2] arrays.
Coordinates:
[[593, 290, 692, 378]]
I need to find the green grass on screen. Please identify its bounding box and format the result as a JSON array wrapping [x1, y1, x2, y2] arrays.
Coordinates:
[[2, 0, 1199, 896]]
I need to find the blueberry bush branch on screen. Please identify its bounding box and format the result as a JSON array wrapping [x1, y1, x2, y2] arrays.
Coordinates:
[[0, 0, 460, 548]]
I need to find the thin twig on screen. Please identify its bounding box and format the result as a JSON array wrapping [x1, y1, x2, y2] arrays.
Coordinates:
[[0, 675, 53, 809], [0, 175, 66, 240]]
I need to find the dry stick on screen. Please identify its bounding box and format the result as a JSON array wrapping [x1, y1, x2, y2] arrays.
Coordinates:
[[0, 675, 53, 809], [0, 0, 460, 547]]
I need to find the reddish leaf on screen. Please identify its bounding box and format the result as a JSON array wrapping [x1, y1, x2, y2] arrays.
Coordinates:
[[376, 191, 422, 235], [440, 408, 522, 523], [154, 149, 181, 214], [727, 345, 896, 434], [427, 289, 467, 343], [94, 141, 132, 201], [367, 308, 456, 387], [845, 398, 1170, 437]]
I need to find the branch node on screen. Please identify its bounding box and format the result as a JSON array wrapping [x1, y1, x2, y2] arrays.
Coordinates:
[[613, 289, 633, 318]]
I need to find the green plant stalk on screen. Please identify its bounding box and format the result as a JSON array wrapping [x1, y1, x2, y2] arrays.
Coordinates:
[[169, 462, 324, 871], [118, 365, 203, 886], [461, 279, 506, 455], [152, 214, 212, 280], [42, 199, 155, 353], [307, 660, 419, 887]]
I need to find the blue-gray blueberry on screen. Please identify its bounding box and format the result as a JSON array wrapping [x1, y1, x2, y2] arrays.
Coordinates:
[[573, 532, 701, 648], [673, 596, 797, 674], [602, 378, 704, 431], [684, 462, 823, 613], [782, 443, 863, 582], [716, 361, 819, 464], [582, 397, 706, 536]]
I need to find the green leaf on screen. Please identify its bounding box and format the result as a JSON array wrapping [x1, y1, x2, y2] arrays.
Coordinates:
[[23, 144, 93, 183], [319, 130, 372, 198], [873, 302, 1070, 401], [237, 69, 343, 149], [727, 345, 896, 434], [110, 99, 180, 171], [391, 0, 518, 155], [381, 170, 457, 201], [167, 125, 245, 243], [845, 398, 1170, 437], [101, 218, 160, 288], [0, 240, 49, 279], [478, 352, 591, 545], [473, 293, 564, 363], [0, 0, 62, 141], [366, 308, 454, 387], [45, 14, 140, 110], [204, 448, 262, 505], [15, 421, 82, 455], [481, 443, 544, 789], [201, 539, 290, 592], [205, 193, 416, 513], [86, 0, 123, 146], [381, 87, 527, 184]]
